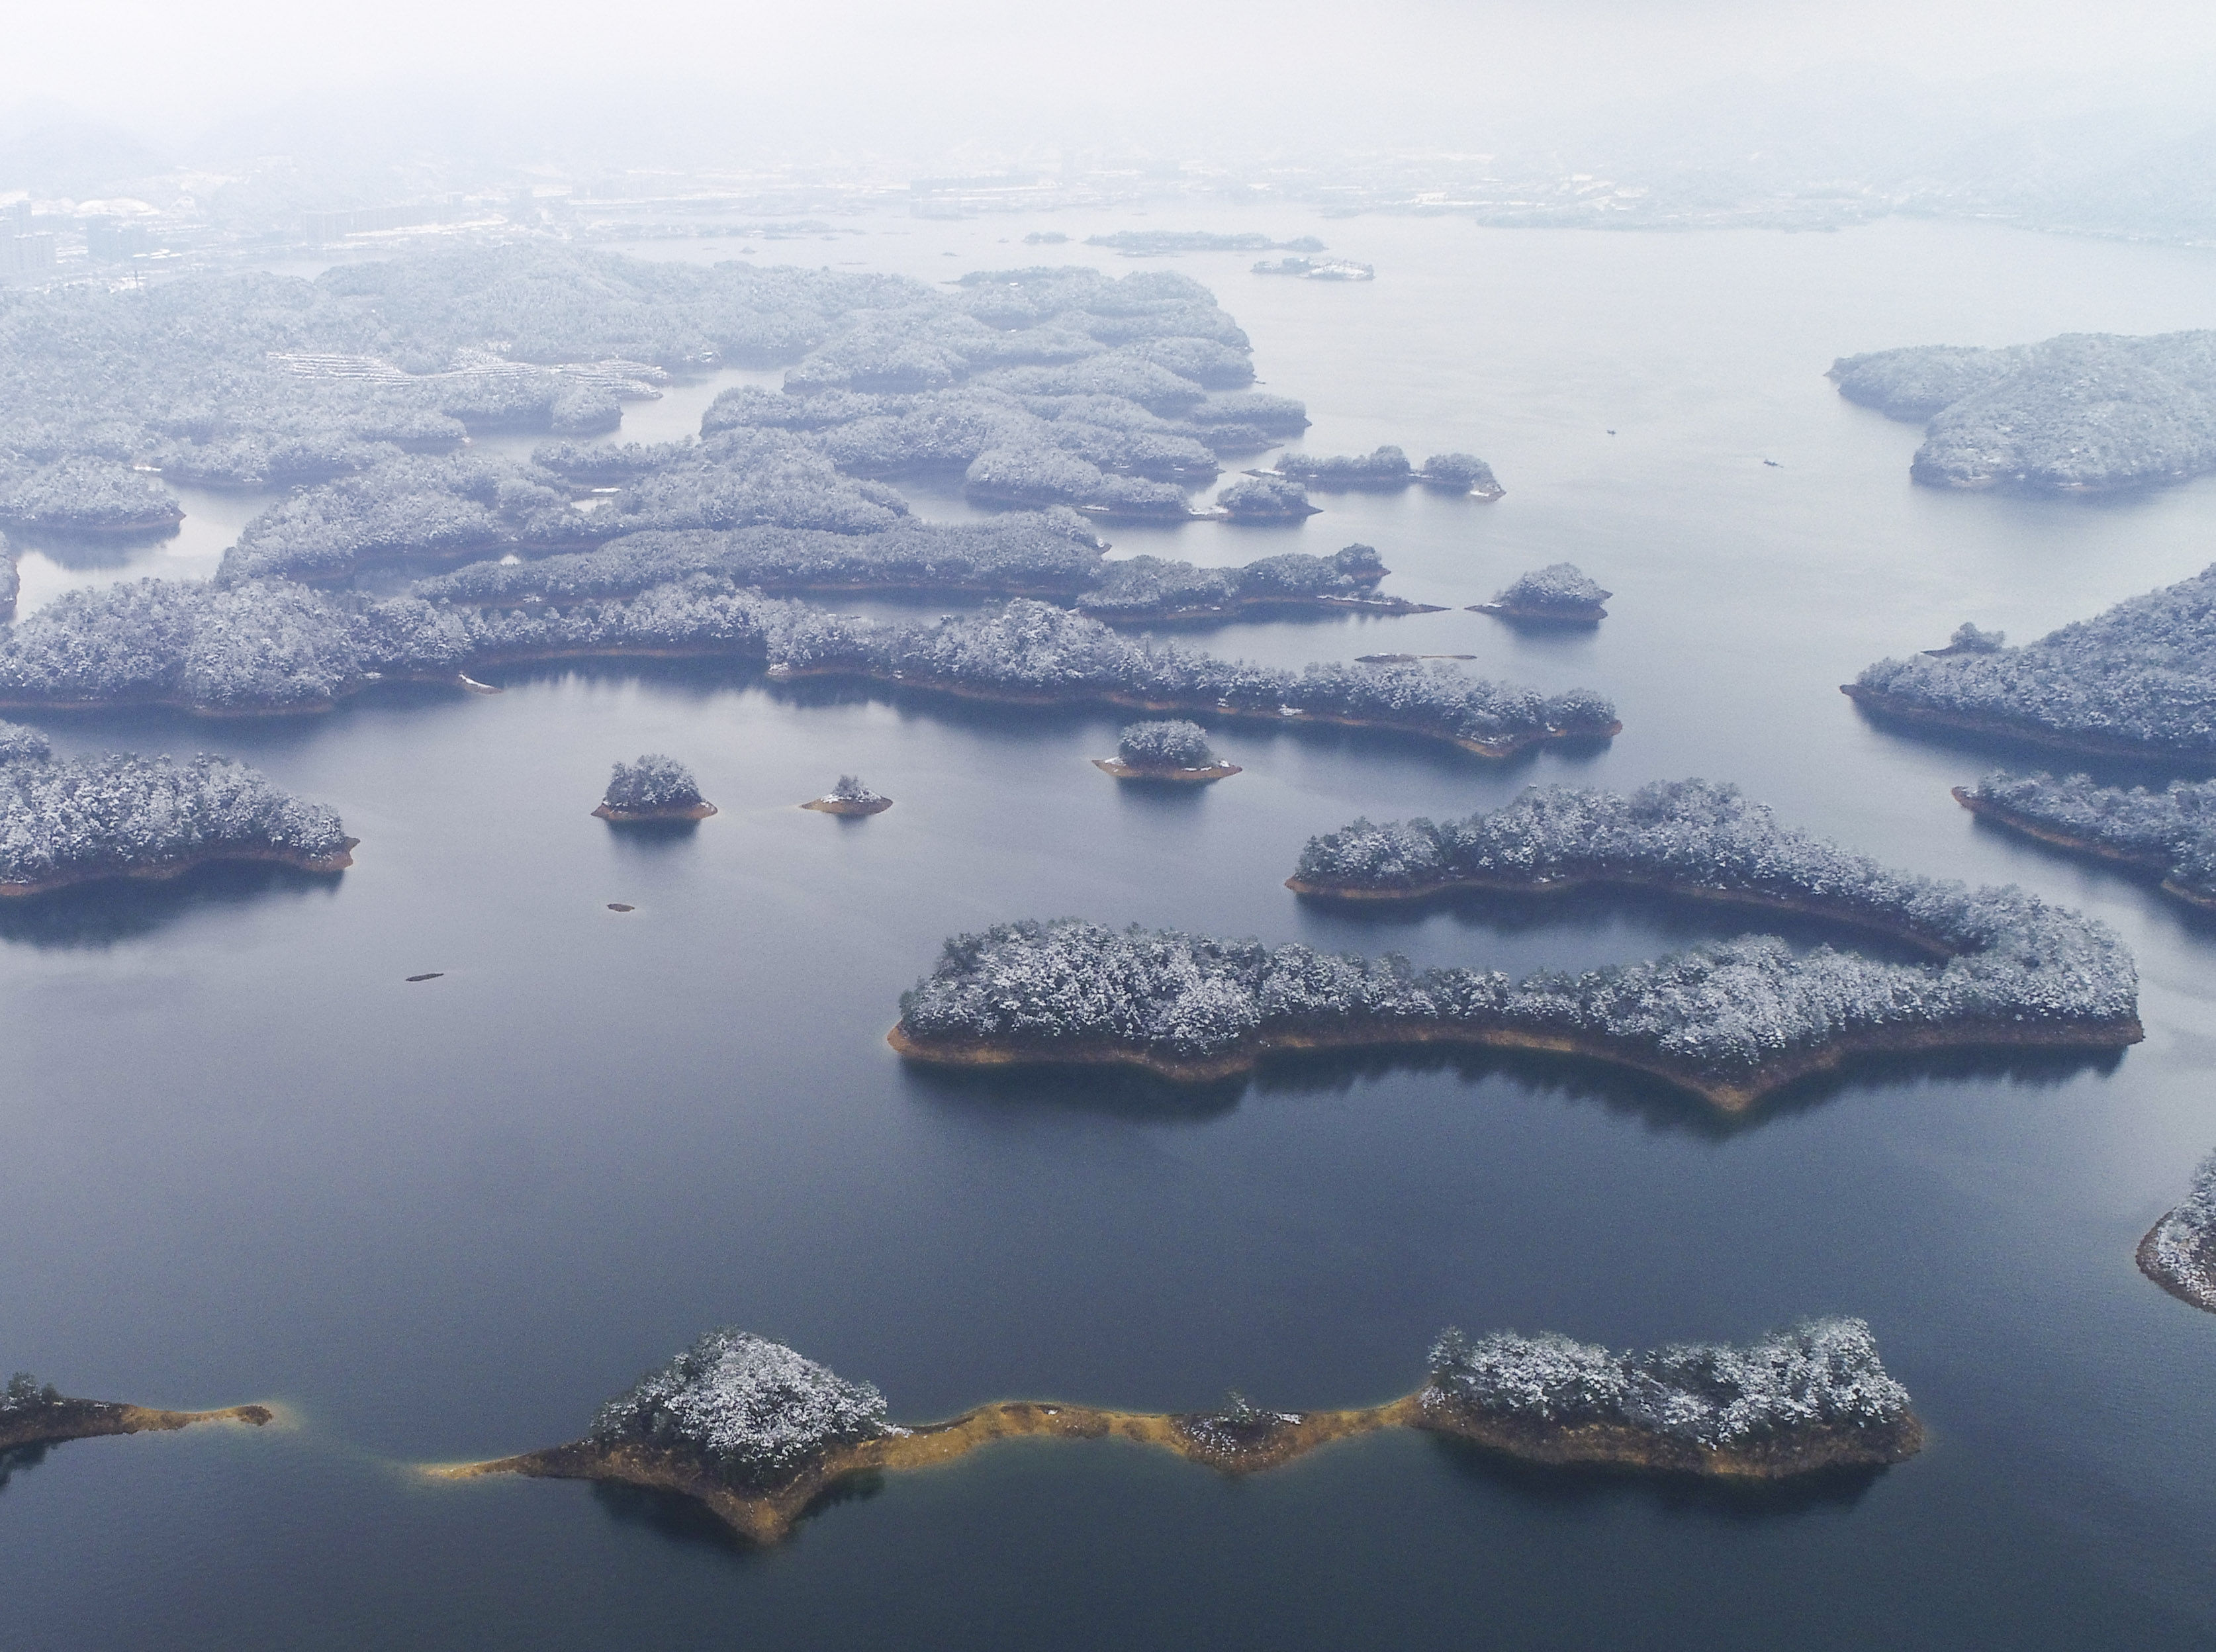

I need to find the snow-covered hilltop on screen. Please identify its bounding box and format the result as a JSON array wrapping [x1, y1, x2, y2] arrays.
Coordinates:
[[1832, 330, 2216, 494]]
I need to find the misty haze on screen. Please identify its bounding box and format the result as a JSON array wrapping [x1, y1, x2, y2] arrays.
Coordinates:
[[5, 3, 2216, 1648]]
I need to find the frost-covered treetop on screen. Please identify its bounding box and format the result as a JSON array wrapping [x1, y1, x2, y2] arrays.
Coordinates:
[[1425, 1317, 1912, 1447], [1117, 720, 1217, 768], [602, 755, 703, 812], [1946, 621, 2006, 653], [1, 1371, 63, 1414], [1492, 563, 1609, 610], [830, 775, 882, 802], [588, 1329, 888, 1484]]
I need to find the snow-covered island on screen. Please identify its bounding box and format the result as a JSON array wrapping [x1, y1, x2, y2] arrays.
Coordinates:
[[1266, 447, 1502, 498], [802, 775, 892, 815], [1093, 719, 1240, 782], [1473, 563, 1611, 624], [892, 794, 2139, 1110], [1846, 566, 2216, 762], [593, 755, 716, 822], [0, 721, 355, 896], [769, 599, 1618, 762], [1955, 772, 2216, 911], [432, 1317, 1919, 1545], [0, 1369, 273, 1453], [1831, 330, 2216, 494]]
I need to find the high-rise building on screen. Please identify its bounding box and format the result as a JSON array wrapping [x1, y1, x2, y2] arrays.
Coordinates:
[[0, 234, 57, 278]]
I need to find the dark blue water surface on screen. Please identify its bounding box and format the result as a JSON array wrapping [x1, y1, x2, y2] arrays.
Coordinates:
[[6, 212, 2216, 1649]]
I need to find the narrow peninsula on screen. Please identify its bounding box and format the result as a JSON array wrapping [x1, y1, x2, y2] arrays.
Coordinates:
[[0, 1371, 273, 1453], [0, 721, 355, 896], [1093, 719, 1240, 782], [1955, 772, 2216, 912], [593, 755, 717, 822], [1847, 569, 2216, 763], [432, 1319, 1920, 1545]]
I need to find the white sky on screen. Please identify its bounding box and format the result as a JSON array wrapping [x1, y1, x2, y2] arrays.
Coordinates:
[[6, 1, 2214, 157]]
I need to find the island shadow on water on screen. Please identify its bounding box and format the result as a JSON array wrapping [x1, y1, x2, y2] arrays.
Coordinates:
[[1425, 1431, 1891, 1521], [901, 1032, 2127, 1141], [0, 859, 348, 950]]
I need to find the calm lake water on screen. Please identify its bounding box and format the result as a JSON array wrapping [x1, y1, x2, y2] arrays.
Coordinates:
[[7, 210, 2216, 1649]]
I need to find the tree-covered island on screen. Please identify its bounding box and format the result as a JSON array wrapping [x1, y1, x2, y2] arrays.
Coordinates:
[[0, 720, 355, 895], [1093, 719, 1240, 781], [433, 1318, 1919, 1545], [1846, 567, 2216, 762], [802, 776, 891, 815], [0, 1370, 273, 1453], [1094, 719, 1240, 781], [1473, 563, 1612, 623], [888, 901, 2136, 1111], [0, 581, 1610, 753], [1831, 330, 2216, 493], [594, 755, 716, 821], [412, 527, 1440, 625], [895, 780, 2139, 1108], [1268, 448, 1503, 498], [768, 599, 1619, 760], [1277, 782, 2138, 1101]]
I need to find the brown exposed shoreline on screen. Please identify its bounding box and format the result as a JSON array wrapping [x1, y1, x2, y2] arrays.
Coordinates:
[[1952, 788, 2216, 912], [593, 802, 717, 822], [886, 1017, 2144, 1113], [1841, 682, 2213, 765], [431, 1389, 1919, 1545], [1092, 758, 1242, 782], [0, 837, 359, 899], [0, 1398, 275, 1454]]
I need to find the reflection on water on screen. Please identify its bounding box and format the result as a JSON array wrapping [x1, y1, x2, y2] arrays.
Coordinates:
[[0, 862, 347, 950], [1424, 1432, 1891, 1521]]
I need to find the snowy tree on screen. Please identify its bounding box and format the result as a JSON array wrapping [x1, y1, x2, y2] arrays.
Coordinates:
[[601, 755, 704, 813], [588, 1329, 888, 1487]]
